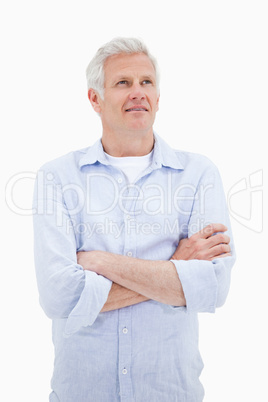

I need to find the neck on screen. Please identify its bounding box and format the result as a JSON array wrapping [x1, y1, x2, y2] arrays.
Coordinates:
[[101, 129, 154, 157]]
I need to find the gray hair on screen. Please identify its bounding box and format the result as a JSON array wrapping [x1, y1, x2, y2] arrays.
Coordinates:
[[86, 37, 160, 99]]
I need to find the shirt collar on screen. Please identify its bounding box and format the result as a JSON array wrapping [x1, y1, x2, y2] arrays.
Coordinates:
[[152, 133, 184, 170], [79, 132, 184, 171], [79, 138, 108, 168]]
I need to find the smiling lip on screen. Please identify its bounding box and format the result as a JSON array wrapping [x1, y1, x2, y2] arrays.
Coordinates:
[[125, 106, 148, 112]]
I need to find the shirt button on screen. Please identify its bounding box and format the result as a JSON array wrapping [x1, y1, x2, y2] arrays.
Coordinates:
[[118, 177, 123, 184], [122, 327, 128, 334], [122, 368, 128, 375], [126, 251, 132, 257]]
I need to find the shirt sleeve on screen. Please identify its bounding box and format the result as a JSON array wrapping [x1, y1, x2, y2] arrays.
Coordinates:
[[171, 163, 236, 313], [32, 166, 112, 336]]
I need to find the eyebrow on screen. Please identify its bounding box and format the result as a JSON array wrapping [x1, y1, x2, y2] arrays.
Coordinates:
[[141, 75, 155, 82], [112, 75, 156, 85]]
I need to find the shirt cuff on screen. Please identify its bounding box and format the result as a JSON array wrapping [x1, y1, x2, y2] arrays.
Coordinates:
[[171, 259, 218, 313], [64, 271, 112, 336]]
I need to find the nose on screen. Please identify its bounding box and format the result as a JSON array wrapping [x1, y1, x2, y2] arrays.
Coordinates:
[[129, 82, 146, 100]]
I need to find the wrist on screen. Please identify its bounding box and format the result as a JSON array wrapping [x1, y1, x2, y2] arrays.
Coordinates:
[[94, 251, 124, 276]]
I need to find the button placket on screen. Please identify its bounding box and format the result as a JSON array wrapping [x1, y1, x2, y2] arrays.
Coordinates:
[[118, 181, 138, 399], [118, 308, 133, 398], [122, 185, 139, 259]]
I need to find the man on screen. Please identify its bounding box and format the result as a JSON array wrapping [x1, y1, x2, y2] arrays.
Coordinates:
[[33, 37, 235, 402]]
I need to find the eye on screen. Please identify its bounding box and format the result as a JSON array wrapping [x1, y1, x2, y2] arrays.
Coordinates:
[[142, 79, 152, 85], [117, 80, 128, 85]]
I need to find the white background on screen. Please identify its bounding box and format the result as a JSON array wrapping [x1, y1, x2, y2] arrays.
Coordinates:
[[1, 1, 267, 401]]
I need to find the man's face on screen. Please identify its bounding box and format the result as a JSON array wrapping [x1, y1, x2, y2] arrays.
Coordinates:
[[94, 53, 160, 135]]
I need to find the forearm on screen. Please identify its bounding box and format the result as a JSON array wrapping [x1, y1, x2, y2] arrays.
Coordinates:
[[78, 251, 186, 307], [101, 283, 149, 312]]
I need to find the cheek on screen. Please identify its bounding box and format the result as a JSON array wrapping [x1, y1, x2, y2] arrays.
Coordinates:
[[151, 100, 159, 113], [108, 98, 124, 114], [102, 102, 119, 117], [147, 91, 159, 110]]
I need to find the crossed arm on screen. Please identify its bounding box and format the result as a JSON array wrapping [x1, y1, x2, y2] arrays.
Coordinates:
[[77, 223, 231, 312]]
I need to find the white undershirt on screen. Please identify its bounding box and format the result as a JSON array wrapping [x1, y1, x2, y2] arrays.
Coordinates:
[[104, 150, 153, 183]]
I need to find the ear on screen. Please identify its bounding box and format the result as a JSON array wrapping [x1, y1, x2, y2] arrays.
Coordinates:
[[88, 89, 102, 113]]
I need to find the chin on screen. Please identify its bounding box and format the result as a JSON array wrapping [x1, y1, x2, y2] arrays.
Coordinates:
[[127, 127, 151, 134], [127, 121, 152, 131]]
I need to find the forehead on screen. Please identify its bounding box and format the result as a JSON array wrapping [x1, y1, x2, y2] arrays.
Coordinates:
[[104, 53, 156, 82]]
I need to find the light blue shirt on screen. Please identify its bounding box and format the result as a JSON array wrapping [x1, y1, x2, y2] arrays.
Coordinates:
[[33, 133, 235, 402]]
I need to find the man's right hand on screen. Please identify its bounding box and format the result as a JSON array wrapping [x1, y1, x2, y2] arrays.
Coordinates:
[[171, 223, 231, 262]]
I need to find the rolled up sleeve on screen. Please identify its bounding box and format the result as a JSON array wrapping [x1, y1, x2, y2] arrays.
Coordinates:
[[171, 256, 234, 312], [171, 163, 236, 313], [32, 166, 112, 336]]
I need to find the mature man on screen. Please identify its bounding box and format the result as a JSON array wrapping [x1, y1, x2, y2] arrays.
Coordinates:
[[33, 37, 235, 402]]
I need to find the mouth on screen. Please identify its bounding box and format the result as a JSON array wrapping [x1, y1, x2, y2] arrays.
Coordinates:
[[125, 106, 148, 112]]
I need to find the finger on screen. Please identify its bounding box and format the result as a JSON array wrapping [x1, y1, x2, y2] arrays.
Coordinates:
[[207, 233, 230, 248], [210, 252, 232, 260], [209, 244, 231, 258], [194, 223, 228, 240]]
